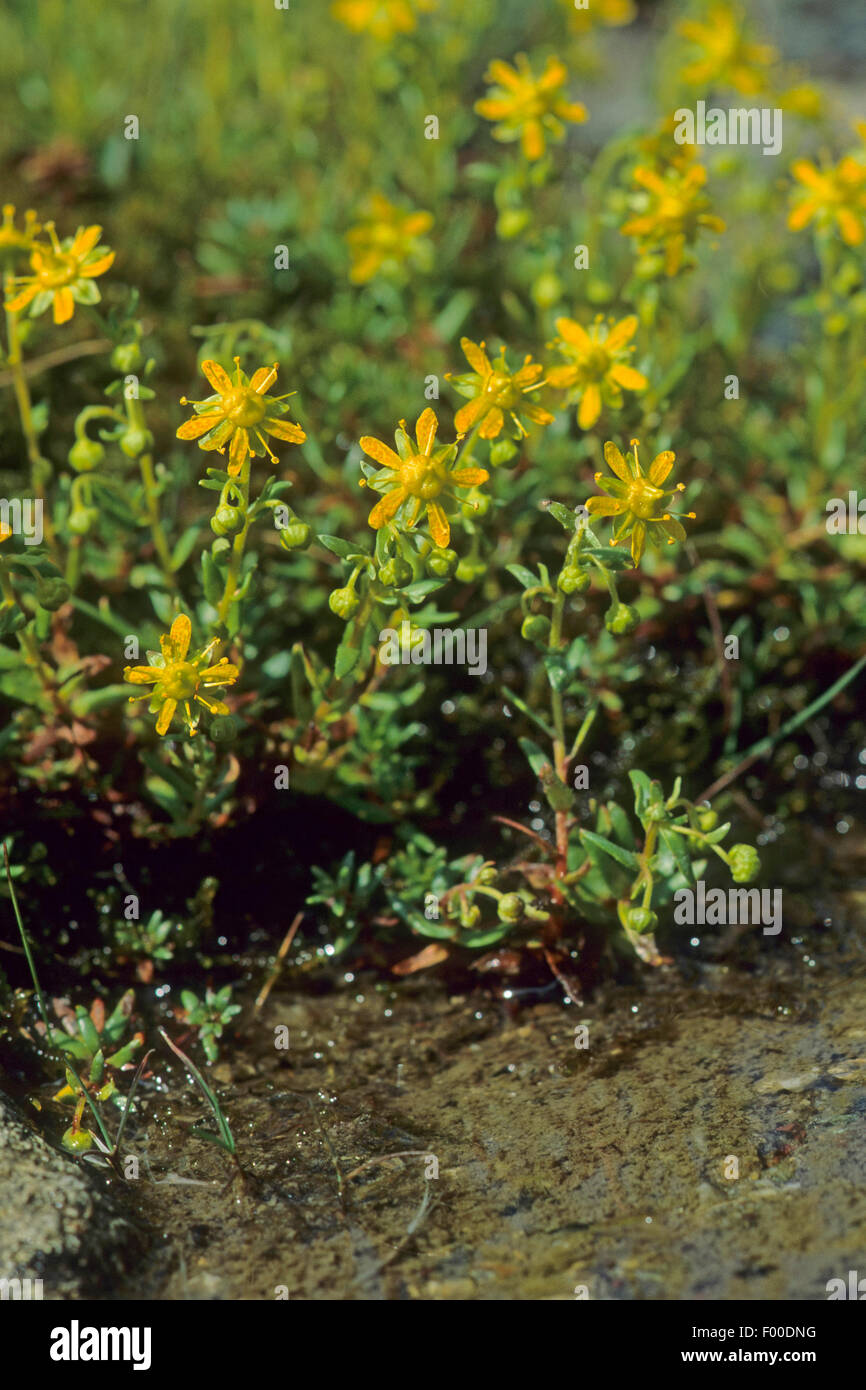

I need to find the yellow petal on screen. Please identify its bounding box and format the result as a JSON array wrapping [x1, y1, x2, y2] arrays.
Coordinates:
[[547, 364, 579, 389], [454, 396, 487, 433], [556, 317, 593, 353], [360, 435, 401, 470], [485, 59, 521, 91], [53, 288, 75, 324], [4, 283, 38, 312], [578, 383, 602, 429], [837, 208, 864, 246], [156, 699, 178, 735], [368, 486, 407, 528], [460, 337, 492, 375], [451, 466, 489, 487], [70, 225, 102, 257], [227, 428, 249, 475], [415, 407, 438, 455], [176, 413, 222, 440], [250, 364, 278, 394], [80, 251, 115, 278], [264, 417, 306, 443], [787, 199, 816, 232], [608, 364, 647, 392], [200, 662, 239, 684], [584, 496, 623, 517], [123, 666, 161, 684], [603, 441, 630, 480], [480, 406, 504, 438], [648, 450, 675, 485], [521, 119, 545, 162], [200, 359, 233, 396], [426, 502, 450, 548], [169, 613, 192, 661], [604, 315, 638, 352]]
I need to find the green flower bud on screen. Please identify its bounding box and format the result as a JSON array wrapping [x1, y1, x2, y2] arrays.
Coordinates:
[[624, 906, 658, 934], [476, 866, 497, 886], [497, 893, 524, 924], [110, 342, 143, 373], [68, 506, 98, 536], [531, 272, 563, 309], [521, 614, 551, 643], [279, 521, 312, 550], [377, 557, 413, 588], [461, 491, 491, 519], [209, 714, 238, 743], [425, 547, 459, 579], [605, 603, 639, 635], [460, 904, 481, 928], [119, 426, 153, 459], [455, 558, 486, 583], [210, 504, 244, 537], [697, 810, 719, 832], [62, 1127, 93, 1155], [35, 577, 71, 612], [329, 586, 360, 620], [727, 844, 761, 884], [68, 436, 105, 473], [497, 208, 530, 239], [558, 565, 590, 595]]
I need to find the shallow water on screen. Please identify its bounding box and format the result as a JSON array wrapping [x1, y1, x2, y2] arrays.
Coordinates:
[[117, 879, 866, 1301]]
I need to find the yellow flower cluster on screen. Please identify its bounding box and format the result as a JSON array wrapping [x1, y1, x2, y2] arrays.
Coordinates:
[[788, 154, 866, 247], [475, 55, 587, 163], [124, 614, 238, 737], [4, 217, 114, 325], [621, 163, 725, 276], [332, 0, 435, 41]]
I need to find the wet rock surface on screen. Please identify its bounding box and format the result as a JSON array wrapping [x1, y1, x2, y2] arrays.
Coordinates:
[[0, 1092, 142, 1299], [113, 901, 866, 1301]]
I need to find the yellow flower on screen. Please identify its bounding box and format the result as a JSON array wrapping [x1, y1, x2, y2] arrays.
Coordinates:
[[475, 54, 587, 163], [0, 204, 41, 265], [678, 4, 776, 95], [332, 0, 434, 40], [620, 163, 725, 276], [563, 0, 636, 33], [346, 192, 433, 285], [585, 439, 695, 566], [4, 222, 114, 325], [359, 407, 488, 548], [446, 338, 554, 440], [788, 156, 866, 247], [548, 315, 647, 430], [777, 84, 824, 120], [124, 614, 239, 737], [177, 358, 306, 476]]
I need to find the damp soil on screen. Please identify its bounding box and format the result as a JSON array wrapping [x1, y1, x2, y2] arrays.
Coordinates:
[[105, 877, 866, 1302]]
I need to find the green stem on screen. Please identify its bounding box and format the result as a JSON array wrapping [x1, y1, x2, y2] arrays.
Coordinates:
[[216, 455, 252, 632], [127, 395, 175, 585], [4, 300, 50, 498], [0, 567, 61, 707]]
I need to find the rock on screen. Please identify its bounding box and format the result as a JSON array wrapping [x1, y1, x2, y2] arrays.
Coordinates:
[[755, 1068, 822, 1094], [0, 1092, 142, 1299]]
